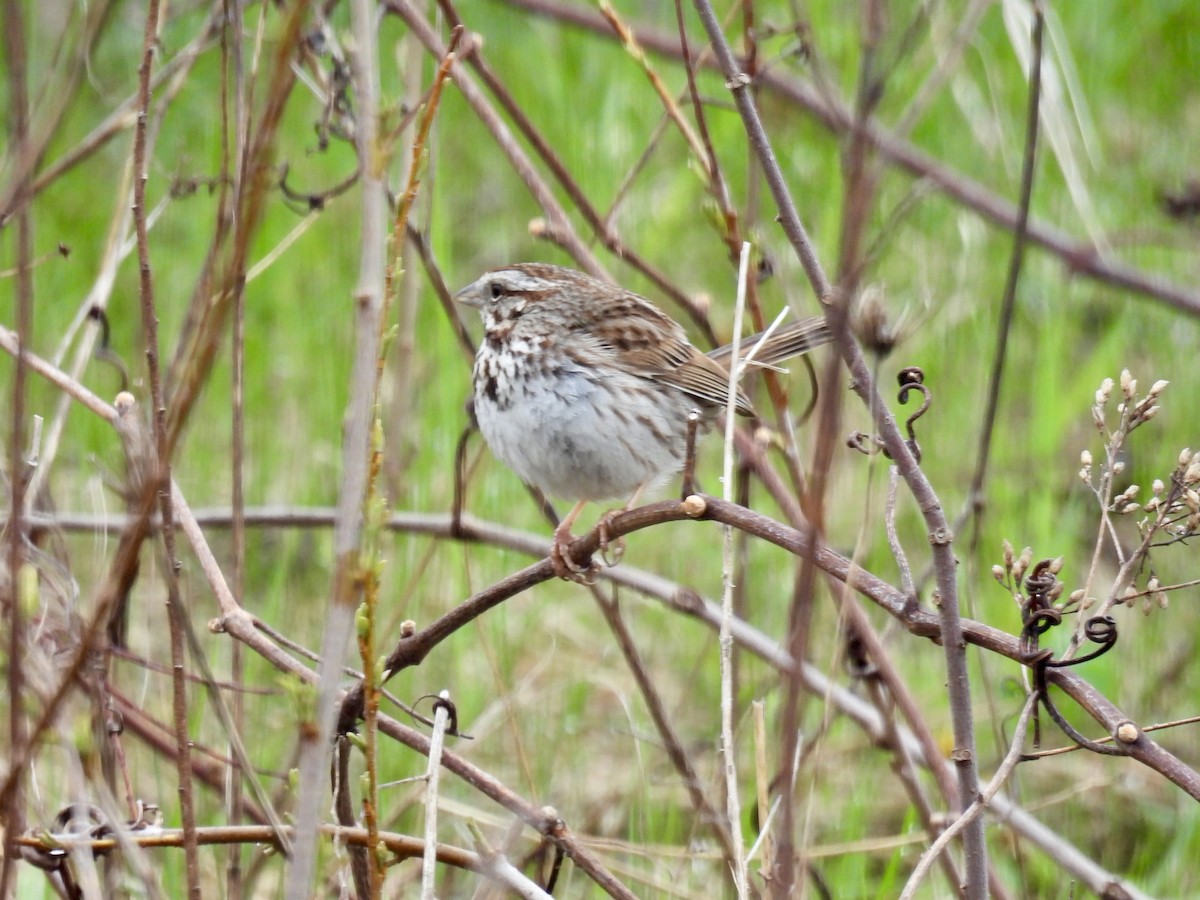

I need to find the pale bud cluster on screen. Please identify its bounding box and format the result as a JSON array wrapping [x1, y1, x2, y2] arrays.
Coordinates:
[[1091, 372, 1167, 433], [1011, 545, 1033, 583], [1067, 588, 1095, 611], [1120, 368, 1136, 399], [992, 542, 1077, 617], [1115, 483, 1141, 515], [1142, 448, 1200, 537], [1183, 448, 1200, 486], [1142, 576, 1170, 616]]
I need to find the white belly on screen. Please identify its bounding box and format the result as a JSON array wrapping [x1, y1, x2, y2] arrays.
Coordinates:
[[473, 361, 692, 501]]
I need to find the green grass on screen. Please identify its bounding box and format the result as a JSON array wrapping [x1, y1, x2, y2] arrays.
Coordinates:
[[5, 0, 1200, 896]]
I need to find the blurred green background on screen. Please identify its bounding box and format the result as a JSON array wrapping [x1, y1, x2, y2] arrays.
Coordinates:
[[3, 0, 1199, 896]]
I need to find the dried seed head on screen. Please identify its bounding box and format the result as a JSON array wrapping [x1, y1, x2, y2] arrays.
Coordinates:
[[1068, 588, 1085, 604], [1048, 556, 1064, 575], [1148, 379, 1169, 398], [1112, 461, 1126, 475], [1156, 591, 1169, 610], [1122, 584, 1139, 605], [1080, 449, 1093, 467], [1120, 369, 1135, 399], [991, 564, 1005, 583], [1081, 596, 1095, 610], [1003, 539, 1014, 568], [1121, 484, 1140, 500], [1147, 576, 1160, 592], [1185, 462, 1200, 485], [1138, 404, 1160, 423], [1153, 479, 1165, 495], [1097, 378, 1114, 405], [1048, 581, 1065, 601], [1180, 448, 1193, 467]]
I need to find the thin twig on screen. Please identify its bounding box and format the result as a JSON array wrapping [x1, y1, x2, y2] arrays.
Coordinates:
[[288, 0, 388, 885], [688, 4, 992, 893], [15, 824, 485, 870], [435, 0, 716, 341], [1, 0, 33, 886], [386, 0, 607, 280], [590, 583, 738, 871], [962, 0, 1045, 538], [130, 0, 200, 890], [900, 691, 1039, 899], [420, 693, 452, 899], [505, 0, 1200, 317], [719, 244, 752, 896], [221, 0, 250, 892]]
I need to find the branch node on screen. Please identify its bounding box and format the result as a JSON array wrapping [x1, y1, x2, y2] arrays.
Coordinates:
[[1115, 721, 1141, 744], [928, 527, 953, 545]]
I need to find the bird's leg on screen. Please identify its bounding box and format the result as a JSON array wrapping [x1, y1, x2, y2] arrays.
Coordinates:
[[551, 499, 599, 582], [598, 484, 645, 567]]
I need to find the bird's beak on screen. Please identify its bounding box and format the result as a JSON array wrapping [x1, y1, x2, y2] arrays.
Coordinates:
[[454, 278, 484, 309]]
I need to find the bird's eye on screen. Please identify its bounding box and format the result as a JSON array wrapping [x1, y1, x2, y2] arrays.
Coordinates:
[[489, 281, 504, 300]]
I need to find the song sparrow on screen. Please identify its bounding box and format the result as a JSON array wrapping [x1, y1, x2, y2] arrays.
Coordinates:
[[458, 262, 830, 577]]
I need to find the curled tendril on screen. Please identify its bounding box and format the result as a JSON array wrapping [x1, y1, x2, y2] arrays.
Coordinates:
[[1018, 559, 1126, 755], [1045, 615, 1117, 668], [846, 367, 931, 461], [87, 306, 130, 392], [896, 366, 929, 462], [846, 430, 886, 456]]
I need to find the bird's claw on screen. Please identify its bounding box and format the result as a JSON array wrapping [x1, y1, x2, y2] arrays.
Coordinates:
[[551, 530, 600, 584], [598, 513, 625, 567]]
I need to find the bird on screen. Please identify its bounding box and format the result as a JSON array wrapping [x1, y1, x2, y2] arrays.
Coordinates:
[[457, 262, 831, 578]]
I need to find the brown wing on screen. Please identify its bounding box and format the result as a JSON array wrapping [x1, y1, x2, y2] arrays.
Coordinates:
[[707, 316, 831, 368], [568, 288, 756, 416], [656, 349, 755, 416]]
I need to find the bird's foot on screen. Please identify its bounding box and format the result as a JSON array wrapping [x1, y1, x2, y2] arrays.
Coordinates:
[[551, 523, 600, 584]]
